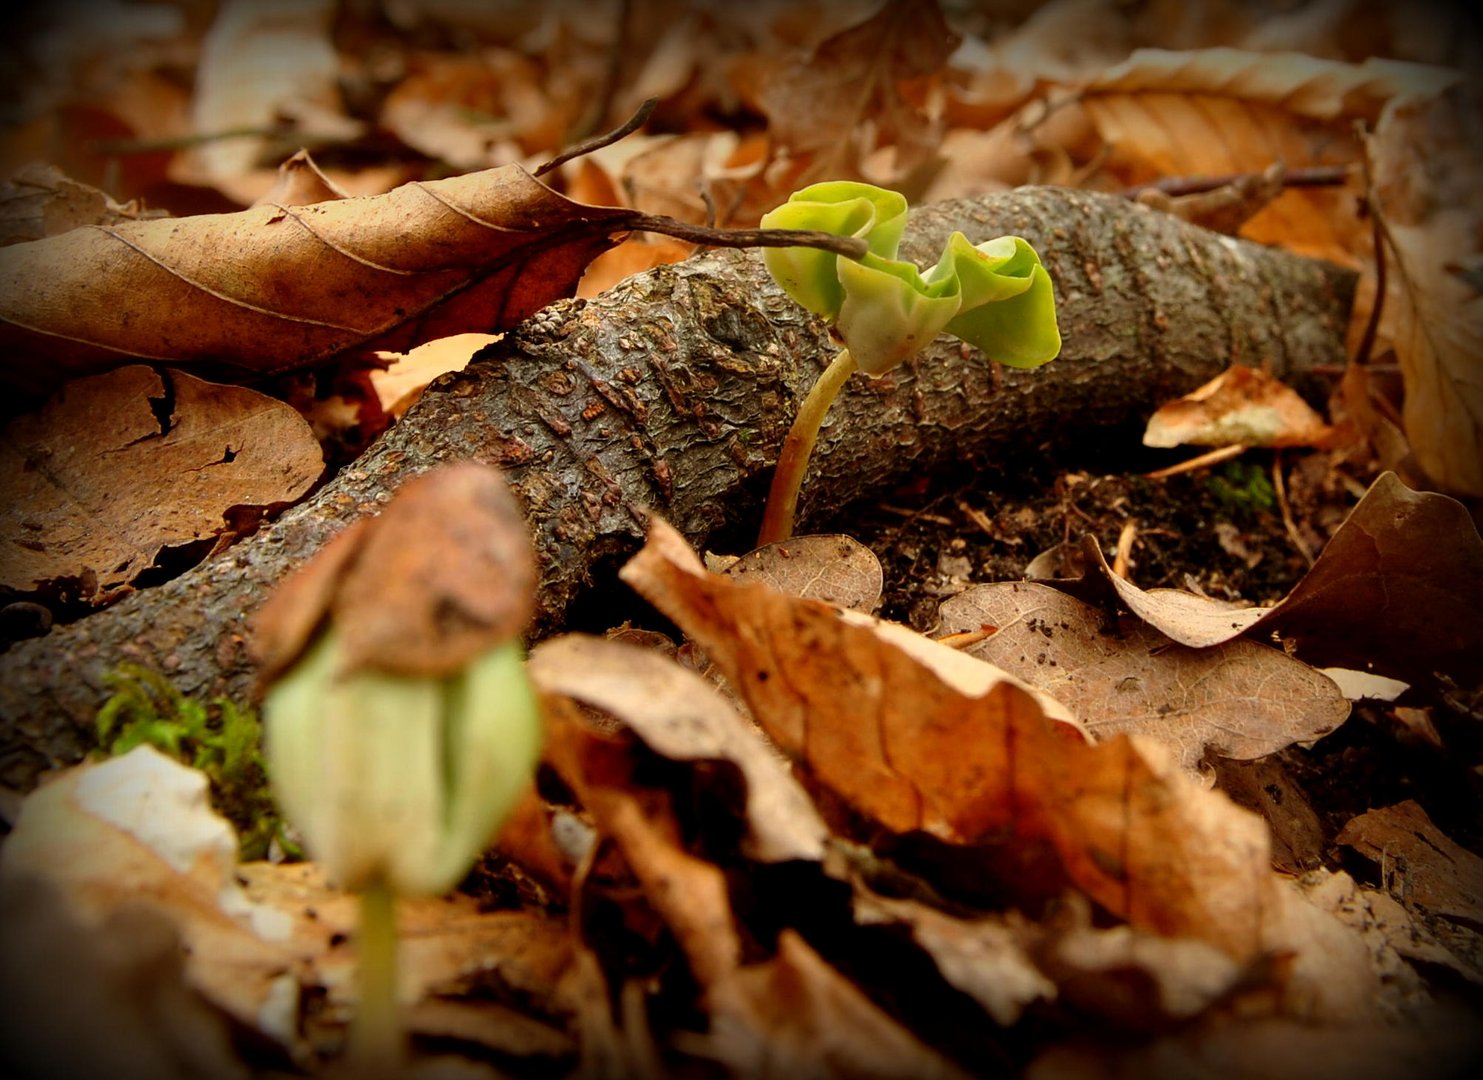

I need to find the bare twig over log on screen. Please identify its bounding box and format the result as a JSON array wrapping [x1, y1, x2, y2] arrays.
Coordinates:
[[0, 188, 1355, 790]]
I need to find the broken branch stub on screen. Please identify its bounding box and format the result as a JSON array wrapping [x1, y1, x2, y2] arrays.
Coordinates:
[[0, 187, 1356, 791]]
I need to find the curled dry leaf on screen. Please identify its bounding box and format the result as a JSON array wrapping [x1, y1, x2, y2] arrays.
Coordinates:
[[936, 582, 1348, 774], [1337, 801, 1483, 927], [1252, 472, 1483, 687], [540, 689, 743, 990], [1065, 472, 1483, 689], [0, 163, 166, 247], [0, 164, 631, 398], [0, 365, 322, 603], [250, 461, 534, 682], [851, 890, 1056, 1026], [527, 634, 829, 864], [620, 516, 1287, 963], [249, 149, 349, 209], [1142, 364, 1334, 449], [753, 0, 959, 183], [726, 533, 883, 613], [702, 930, 973, 1080], [1368, 91, 1483, 497]]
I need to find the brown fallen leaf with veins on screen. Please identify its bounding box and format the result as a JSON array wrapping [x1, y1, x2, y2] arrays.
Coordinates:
[[0, 364, 322, 603], [726, 533, 883, 613], [1337, 800, 1483, 927], [0, 164, 632, 398], [1057, 473, 1483, 690], [528, 633, 829, 864], [619, 516, 1335, 969], [1368, 89, 1483, 497], [937, 581, 1348, 775]]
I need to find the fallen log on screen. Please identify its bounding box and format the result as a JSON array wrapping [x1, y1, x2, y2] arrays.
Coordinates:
[[0, 187, 1355, 791]]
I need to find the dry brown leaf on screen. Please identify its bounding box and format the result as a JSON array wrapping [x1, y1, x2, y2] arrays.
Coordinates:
[[1069, 49, 1455, 264], [1083, 49, 1458, 123], [542, 690, 743, 990], [1032, 896, 1245, 1029], [1251, 472, 1483, 687], [0, 163, 166, 246], [754, 0, 959, 184], [1368, 91, 1483, 497], [1337, 801, 1483, 926], [236, 860, 574, 1051], [1306, 868, 1483, 991], [726, 534, 882, 613], [0, 164, 632, 398], [936, 582, 1348, 774], [1142, 363, 1335, 457], [577, 235, 696, 298], [4, 751, 574, 1061], [1209, 757, 1325, 874], [620, 517, 1287, 963], [380, 50, 564, 171], [250, 462, 534, 682], [1072, 533, 1274, 648], [701, 929, 973, 1080], [249, 148, 349, 209], [851, 890, 1056, 1026], [179, 0, 356, 202], [368, 332, 502, 416], [1067, 473, 1483, 689], [528, 634, 828, 864], [0, 747, 305, 1045], [0, 874, 250, 1080], [0, 365, 321, 603]]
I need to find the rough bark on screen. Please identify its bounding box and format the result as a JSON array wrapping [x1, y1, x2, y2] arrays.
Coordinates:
[[0, 187, 1355, 791]]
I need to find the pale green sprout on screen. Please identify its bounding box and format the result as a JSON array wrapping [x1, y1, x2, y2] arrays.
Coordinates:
[[256, 463, 542, 1078], [756, 181, 1062, 545]]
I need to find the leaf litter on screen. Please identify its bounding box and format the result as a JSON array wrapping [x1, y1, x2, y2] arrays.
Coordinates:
[[3, 2, 1483, 1076]]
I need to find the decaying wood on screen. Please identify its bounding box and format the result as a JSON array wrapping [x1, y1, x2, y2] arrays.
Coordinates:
[[0, 187, 1355, 791]]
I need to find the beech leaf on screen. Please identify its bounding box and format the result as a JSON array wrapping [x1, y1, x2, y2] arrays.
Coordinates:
[[0, 164, 632, 397]]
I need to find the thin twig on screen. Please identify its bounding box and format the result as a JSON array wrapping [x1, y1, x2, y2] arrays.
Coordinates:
[[1272, 452, 1315, 566], [536, 96, 658, 178], [1143, 444, 1247, 479], [1119, 164, 1351, 201], [625, 213, 869, 259]]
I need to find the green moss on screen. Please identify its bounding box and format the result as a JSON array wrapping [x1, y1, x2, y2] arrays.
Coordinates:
[[95, 664, 295, 861], [1206, 459, 1277, 520]]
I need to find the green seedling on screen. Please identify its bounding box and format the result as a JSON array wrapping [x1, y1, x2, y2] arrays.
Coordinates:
[[255, 463, 542, 1078], [96, 664, 290, 860], [756, 181, 1063, 545]]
